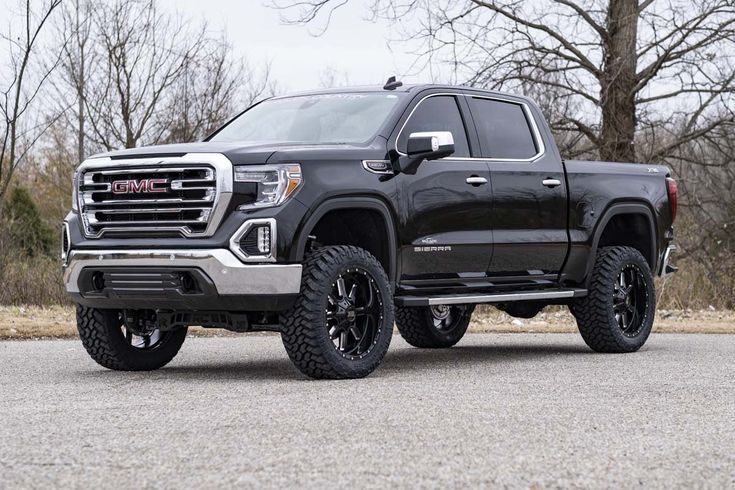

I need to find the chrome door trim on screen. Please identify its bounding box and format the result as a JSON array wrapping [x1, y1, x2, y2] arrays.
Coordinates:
[[394, 92, 546, 163]]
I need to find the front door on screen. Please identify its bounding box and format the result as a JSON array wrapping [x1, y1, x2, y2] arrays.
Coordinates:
[[466, 95, 568, 284], [394, 94, 493, 285]]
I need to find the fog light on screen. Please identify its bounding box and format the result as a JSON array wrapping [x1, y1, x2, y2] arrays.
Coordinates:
[[229, 218, 277, 262], [257, 226, 271, 254]]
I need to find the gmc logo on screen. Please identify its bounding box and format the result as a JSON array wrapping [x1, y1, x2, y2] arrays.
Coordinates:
[[111, 178, 168, 194]]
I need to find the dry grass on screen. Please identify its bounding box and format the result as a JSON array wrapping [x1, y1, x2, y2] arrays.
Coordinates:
[[468, 305, 735, 334], [0, 256, 70, 306], [1, 305, 733, 340]]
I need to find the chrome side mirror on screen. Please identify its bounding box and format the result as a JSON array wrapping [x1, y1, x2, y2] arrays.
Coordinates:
[[407, 131, 455, 160], [397, 131, 456, 174]]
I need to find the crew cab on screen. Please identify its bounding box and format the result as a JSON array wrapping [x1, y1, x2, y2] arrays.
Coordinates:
[[63, 80, 677, 378]]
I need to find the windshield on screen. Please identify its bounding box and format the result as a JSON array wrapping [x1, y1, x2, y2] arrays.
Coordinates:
[[209, 92, 403, 145]]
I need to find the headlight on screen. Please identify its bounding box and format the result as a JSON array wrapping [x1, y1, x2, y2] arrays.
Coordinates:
[[234, 164, 302, 209]]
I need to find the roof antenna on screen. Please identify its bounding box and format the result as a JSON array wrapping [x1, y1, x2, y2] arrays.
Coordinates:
[[383, 76, 403, 91]]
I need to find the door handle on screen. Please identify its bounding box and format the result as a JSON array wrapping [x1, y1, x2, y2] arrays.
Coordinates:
[[542, 178, 561, 188], [466, 176, 488, 186]]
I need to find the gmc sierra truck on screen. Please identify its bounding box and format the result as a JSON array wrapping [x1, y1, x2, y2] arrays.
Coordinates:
[[63, 80, 677, 379]]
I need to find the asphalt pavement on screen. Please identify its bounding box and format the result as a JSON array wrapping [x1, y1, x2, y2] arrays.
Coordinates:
[[1, 332, 733, 488]]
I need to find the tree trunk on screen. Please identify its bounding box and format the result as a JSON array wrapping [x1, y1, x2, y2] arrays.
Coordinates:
[[599, 0, 638, 162], [76, 1, 85, 163]]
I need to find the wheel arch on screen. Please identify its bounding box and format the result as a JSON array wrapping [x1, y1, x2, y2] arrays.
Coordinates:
[[584, 202, 657, 286], [292, 196, 399, 287]]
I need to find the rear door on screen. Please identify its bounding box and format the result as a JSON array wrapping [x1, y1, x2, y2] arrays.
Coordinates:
[[466, 95, 568, 283], [394, 93, 493, 285]]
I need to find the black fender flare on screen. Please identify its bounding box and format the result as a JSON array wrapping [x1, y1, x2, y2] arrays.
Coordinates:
[[292, 197, 399, 285], [584, 203, 657, 286]]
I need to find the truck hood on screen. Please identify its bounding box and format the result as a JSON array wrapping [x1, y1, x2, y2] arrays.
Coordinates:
[[90, 140, 387, 165]]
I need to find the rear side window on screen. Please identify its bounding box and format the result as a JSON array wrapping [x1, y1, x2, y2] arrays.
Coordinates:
[[397, 95, 470, 157], [469, 98, 538, 160]]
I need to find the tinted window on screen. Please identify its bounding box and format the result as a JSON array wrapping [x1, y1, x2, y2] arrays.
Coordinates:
[[470, 98, 538, 159], [210, 93, 403, 145], [398, 95, 470, 157]]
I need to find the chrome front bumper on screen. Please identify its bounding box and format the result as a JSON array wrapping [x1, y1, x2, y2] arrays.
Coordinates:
[[63, 249, 302, 295]]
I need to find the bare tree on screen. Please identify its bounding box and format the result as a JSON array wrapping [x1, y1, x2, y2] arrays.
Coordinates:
[[80, 0, 209, 150], [55, 0, 96, 163], [53, 0, 278, 151], [0, 0, 63, 209], [160, 44, 276, 144], [319, 66, 352, 88], [273, 0, 735, 163]]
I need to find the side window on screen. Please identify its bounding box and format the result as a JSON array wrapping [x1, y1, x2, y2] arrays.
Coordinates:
[[469, 98, 538, 160], [397, 95, 470, 157]]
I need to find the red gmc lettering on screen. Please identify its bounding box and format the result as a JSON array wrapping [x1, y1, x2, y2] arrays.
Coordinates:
[[111, 178, 168, 194]]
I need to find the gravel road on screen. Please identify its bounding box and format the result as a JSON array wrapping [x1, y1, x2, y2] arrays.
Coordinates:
[[1, 333, 733, 488]]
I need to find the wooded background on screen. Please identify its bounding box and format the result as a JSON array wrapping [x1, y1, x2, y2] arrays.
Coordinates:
[[1, 0, 733, 308]]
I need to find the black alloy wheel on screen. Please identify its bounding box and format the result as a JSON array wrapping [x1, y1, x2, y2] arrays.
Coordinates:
[[429, 304, 468, 334], [395, 303, 475, 348], [326, 268, 384, 359], [613, 264, 649, 337]]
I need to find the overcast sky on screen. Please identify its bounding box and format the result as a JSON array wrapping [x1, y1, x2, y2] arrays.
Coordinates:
[[159, 0, 422, 92]]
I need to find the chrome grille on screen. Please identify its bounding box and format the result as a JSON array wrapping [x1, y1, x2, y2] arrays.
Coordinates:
[[76, 154, 233, 238]]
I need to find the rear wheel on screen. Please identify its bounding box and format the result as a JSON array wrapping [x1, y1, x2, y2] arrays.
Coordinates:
[[395, 304, 475, 348], [76, 305, 187, 371], [572, 246, 656, 353], [280, 246, 394, 379]]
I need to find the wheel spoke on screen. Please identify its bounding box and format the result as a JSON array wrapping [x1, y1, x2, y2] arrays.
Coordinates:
[[328, 294, 337, 306], [348, 283, 357, 302], [336, 277, 347, 298], [349, 325, 362, 341], [364, 279, 373, 308], [329, 325, 339, 339], [339, 331, 348, 351]]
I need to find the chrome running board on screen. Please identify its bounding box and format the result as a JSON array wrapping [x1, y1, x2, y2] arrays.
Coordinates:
[[394, 289, 587, 307]]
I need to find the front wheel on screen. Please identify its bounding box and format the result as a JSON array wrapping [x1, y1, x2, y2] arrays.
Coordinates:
[[280, 246, 394, 379], [396, 304, 475, 348], [76, 306, 187, 371], [571, 246, 656, 353]]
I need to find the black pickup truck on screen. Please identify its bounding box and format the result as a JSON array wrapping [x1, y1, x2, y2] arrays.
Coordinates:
[[63, 81, 677, 379]]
